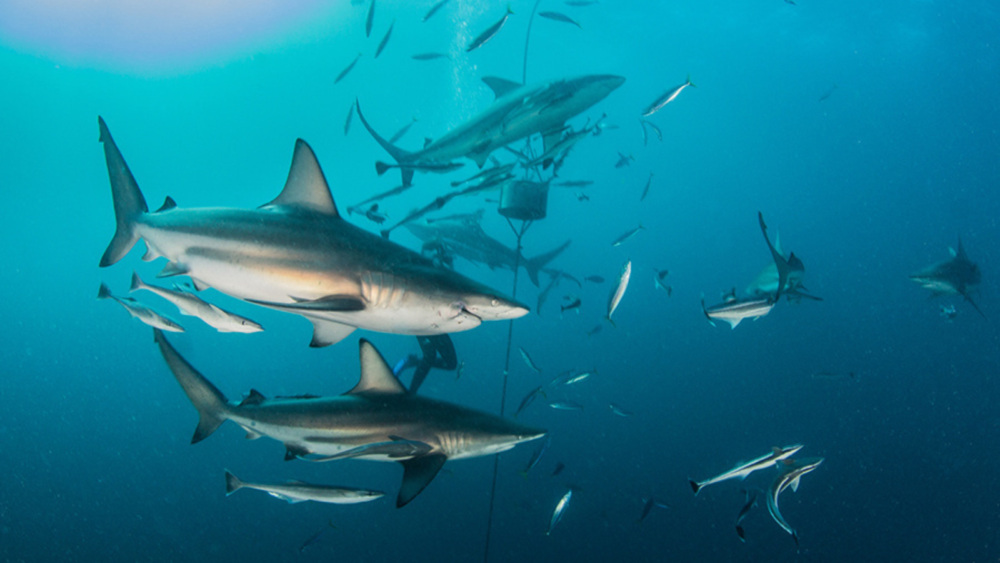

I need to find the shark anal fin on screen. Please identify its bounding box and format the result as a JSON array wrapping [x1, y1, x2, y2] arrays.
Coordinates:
[[397, 454, 447, 508]]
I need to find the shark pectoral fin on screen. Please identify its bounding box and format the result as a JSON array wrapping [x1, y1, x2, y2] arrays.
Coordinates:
[[158, 262, 189, 278], [726, 318, 742, 329], [348, 340, 407, 395], [397, 454, 447, 508], [308, 319, 357, 348]]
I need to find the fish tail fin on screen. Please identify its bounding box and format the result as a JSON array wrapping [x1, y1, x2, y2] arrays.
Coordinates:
[[525, 240, 571, 287], [129, 271, 145, 293], [355, 100, 416, 185], [98, 117, 149, 267], [224, 469, 244, 496], [687, 74, 696, 88], [97, 283, 113, 300], [153, 329, 230, 444], [689, 480, 701, 495], [375, 161, 392, 176]]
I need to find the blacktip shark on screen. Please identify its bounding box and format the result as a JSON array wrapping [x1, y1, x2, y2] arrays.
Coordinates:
[[910, 238, 986, 319], [689, 444, 803, 495], [767, 457, 824, 545], [97, 117, 528, 347], [154, 329, 545, 507], [356, 74, 625, 185], [750, 212, 822, 302], [224, 470, 384, 505]]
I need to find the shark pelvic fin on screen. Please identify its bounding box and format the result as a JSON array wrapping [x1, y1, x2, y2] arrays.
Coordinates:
[[308, 319, 357, 348], [482, 76, 522, 100], [262, 139, 339, 216], [349, 340, 407, 395], [397, 454, 447, 508]]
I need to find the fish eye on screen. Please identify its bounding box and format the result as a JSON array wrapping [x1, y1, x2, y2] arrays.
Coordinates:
[[491, 298, 499, 307]]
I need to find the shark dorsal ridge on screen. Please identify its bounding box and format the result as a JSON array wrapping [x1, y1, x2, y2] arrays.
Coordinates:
[[482, 76, 522, 100], [263, 139, 339, 216], [349, 339, 407, 395]]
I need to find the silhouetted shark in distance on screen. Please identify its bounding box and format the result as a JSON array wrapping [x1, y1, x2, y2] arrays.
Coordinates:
[[910, 238, 986, 319]]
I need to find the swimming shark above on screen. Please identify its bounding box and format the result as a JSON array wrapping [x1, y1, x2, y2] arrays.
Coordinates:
[[154, 329, 546, 507], [753, 212, 822, 302], [356, 74, 625, 185], [910, 238, 986, 319], [97, 117, 528, 347]]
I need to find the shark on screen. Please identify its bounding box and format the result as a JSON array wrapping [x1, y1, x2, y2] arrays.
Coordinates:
[[356, 74, 625, 185], [154, 329, 546, 507], [97, 117, 528, 347], [767, 456, 824, 545], [910, 238, 986, 319], [403, 219, 570, 287], [689, 444, 803, 495], [753, 212, 822, 302]]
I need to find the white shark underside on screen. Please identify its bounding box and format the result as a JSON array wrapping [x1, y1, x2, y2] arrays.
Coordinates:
[[155, 330, 545, 507], [97, 117, 528, 346], [357, 74, 625, 185]]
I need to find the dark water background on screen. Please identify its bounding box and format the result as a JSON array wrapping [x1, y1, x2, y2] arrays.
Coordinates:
[[1, 1, 998, 561]]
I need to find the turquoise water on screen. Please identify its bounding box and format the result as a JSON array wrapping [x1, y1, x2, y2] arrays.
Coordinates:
[[1, 1, 998, 561]]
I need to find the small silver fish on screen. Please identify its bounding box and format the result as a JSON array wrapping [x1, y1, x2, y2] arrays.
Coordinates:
[[609, 403, 633, 417], [519, 346, 542, 373], [335, 53, 362, 84], [538, 11, 581, 28], [640, 172, 654, 201], [642, 75, 695, 117], [344, 103, 355, 135], [423, 0, 450, 21], [606, 260, 632, 325], [365, 0, 375, 37], [547, 489, 573, 535], [611, 224, 644, 247], [467, 6, 513, 52], [98, 283, 184, 332], [411, 52, 450, 61], [549, 401, 584, 411], [374, 20, 395, 59]]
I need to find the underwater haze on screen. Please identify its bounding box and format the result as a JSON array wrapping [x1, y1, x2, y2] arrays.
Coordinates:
[[2, 0, 999, 561]]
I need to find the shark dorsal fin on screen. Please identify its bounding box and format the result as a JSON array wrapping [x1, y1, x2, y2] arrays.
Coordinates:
[[263, 139, 339, 216], [348, 340, 407, 395], [482, 76, 522, 100], [239, 389, 267, 406], [156, 196, 177, 213]]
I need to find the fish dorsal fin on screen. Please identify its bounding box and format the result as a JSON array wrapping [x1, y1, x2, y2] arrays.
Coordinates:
[[348, 339, 407, 395], [239, 388, 267, 406], [789, 475, 801, 492], [263, 139, 339, 216], [482, 76, 522, 100], [156, 196, 177, 212]]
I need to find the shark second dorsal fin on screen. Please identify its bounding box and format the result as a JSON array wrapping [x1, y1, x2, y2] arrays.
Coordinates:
[[348, 340, 407, 395], [482, 76, 522, 100], [239, 389, 267, 406], [262, 139, 339, 216]]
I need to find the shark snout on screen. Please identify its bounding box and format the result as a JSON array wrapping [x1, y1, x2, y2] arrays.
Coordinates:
[[463, 295, 530, 321]]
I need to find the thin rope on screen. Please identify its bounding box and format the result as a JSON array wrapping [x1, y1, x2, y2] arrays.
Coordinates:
[[483, 219, 528, 563]]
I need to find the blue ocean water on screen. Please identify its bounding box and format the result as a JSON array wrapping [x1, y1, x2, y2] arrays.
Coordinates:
[[1, 0, 998, 561]]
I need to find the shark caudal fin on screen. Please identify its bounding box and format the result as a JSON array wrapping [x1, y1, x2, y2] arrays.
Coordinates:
[[153, 329, 230, 444], [689, 480, 702, 495], [758, 212, 790, 302], [525, 240, 571, 287], [224, 470, 245, 496], [355, 100, 417, 186], [98, 117, 149, 267]]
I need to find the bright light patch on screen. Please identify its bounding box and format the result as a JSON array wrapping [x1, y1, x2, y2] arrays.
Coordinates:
[[0, 0, 332, 72]]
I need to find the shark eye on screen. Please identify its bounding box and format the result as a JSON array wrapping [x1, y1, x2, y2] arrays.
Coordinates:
[[491, 298, 499, 307]]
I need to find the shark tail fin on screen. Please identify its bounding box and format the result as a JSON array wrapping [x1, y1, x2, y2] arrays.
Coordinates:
[[689, 480, 701, 495], [98, 117, 149, 267], [97, 283, 113, 300], [153, 329, 229, 444], [224, 470, 244, 496], [525, 240, 571, 287], [355, 100, 417, 186]]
